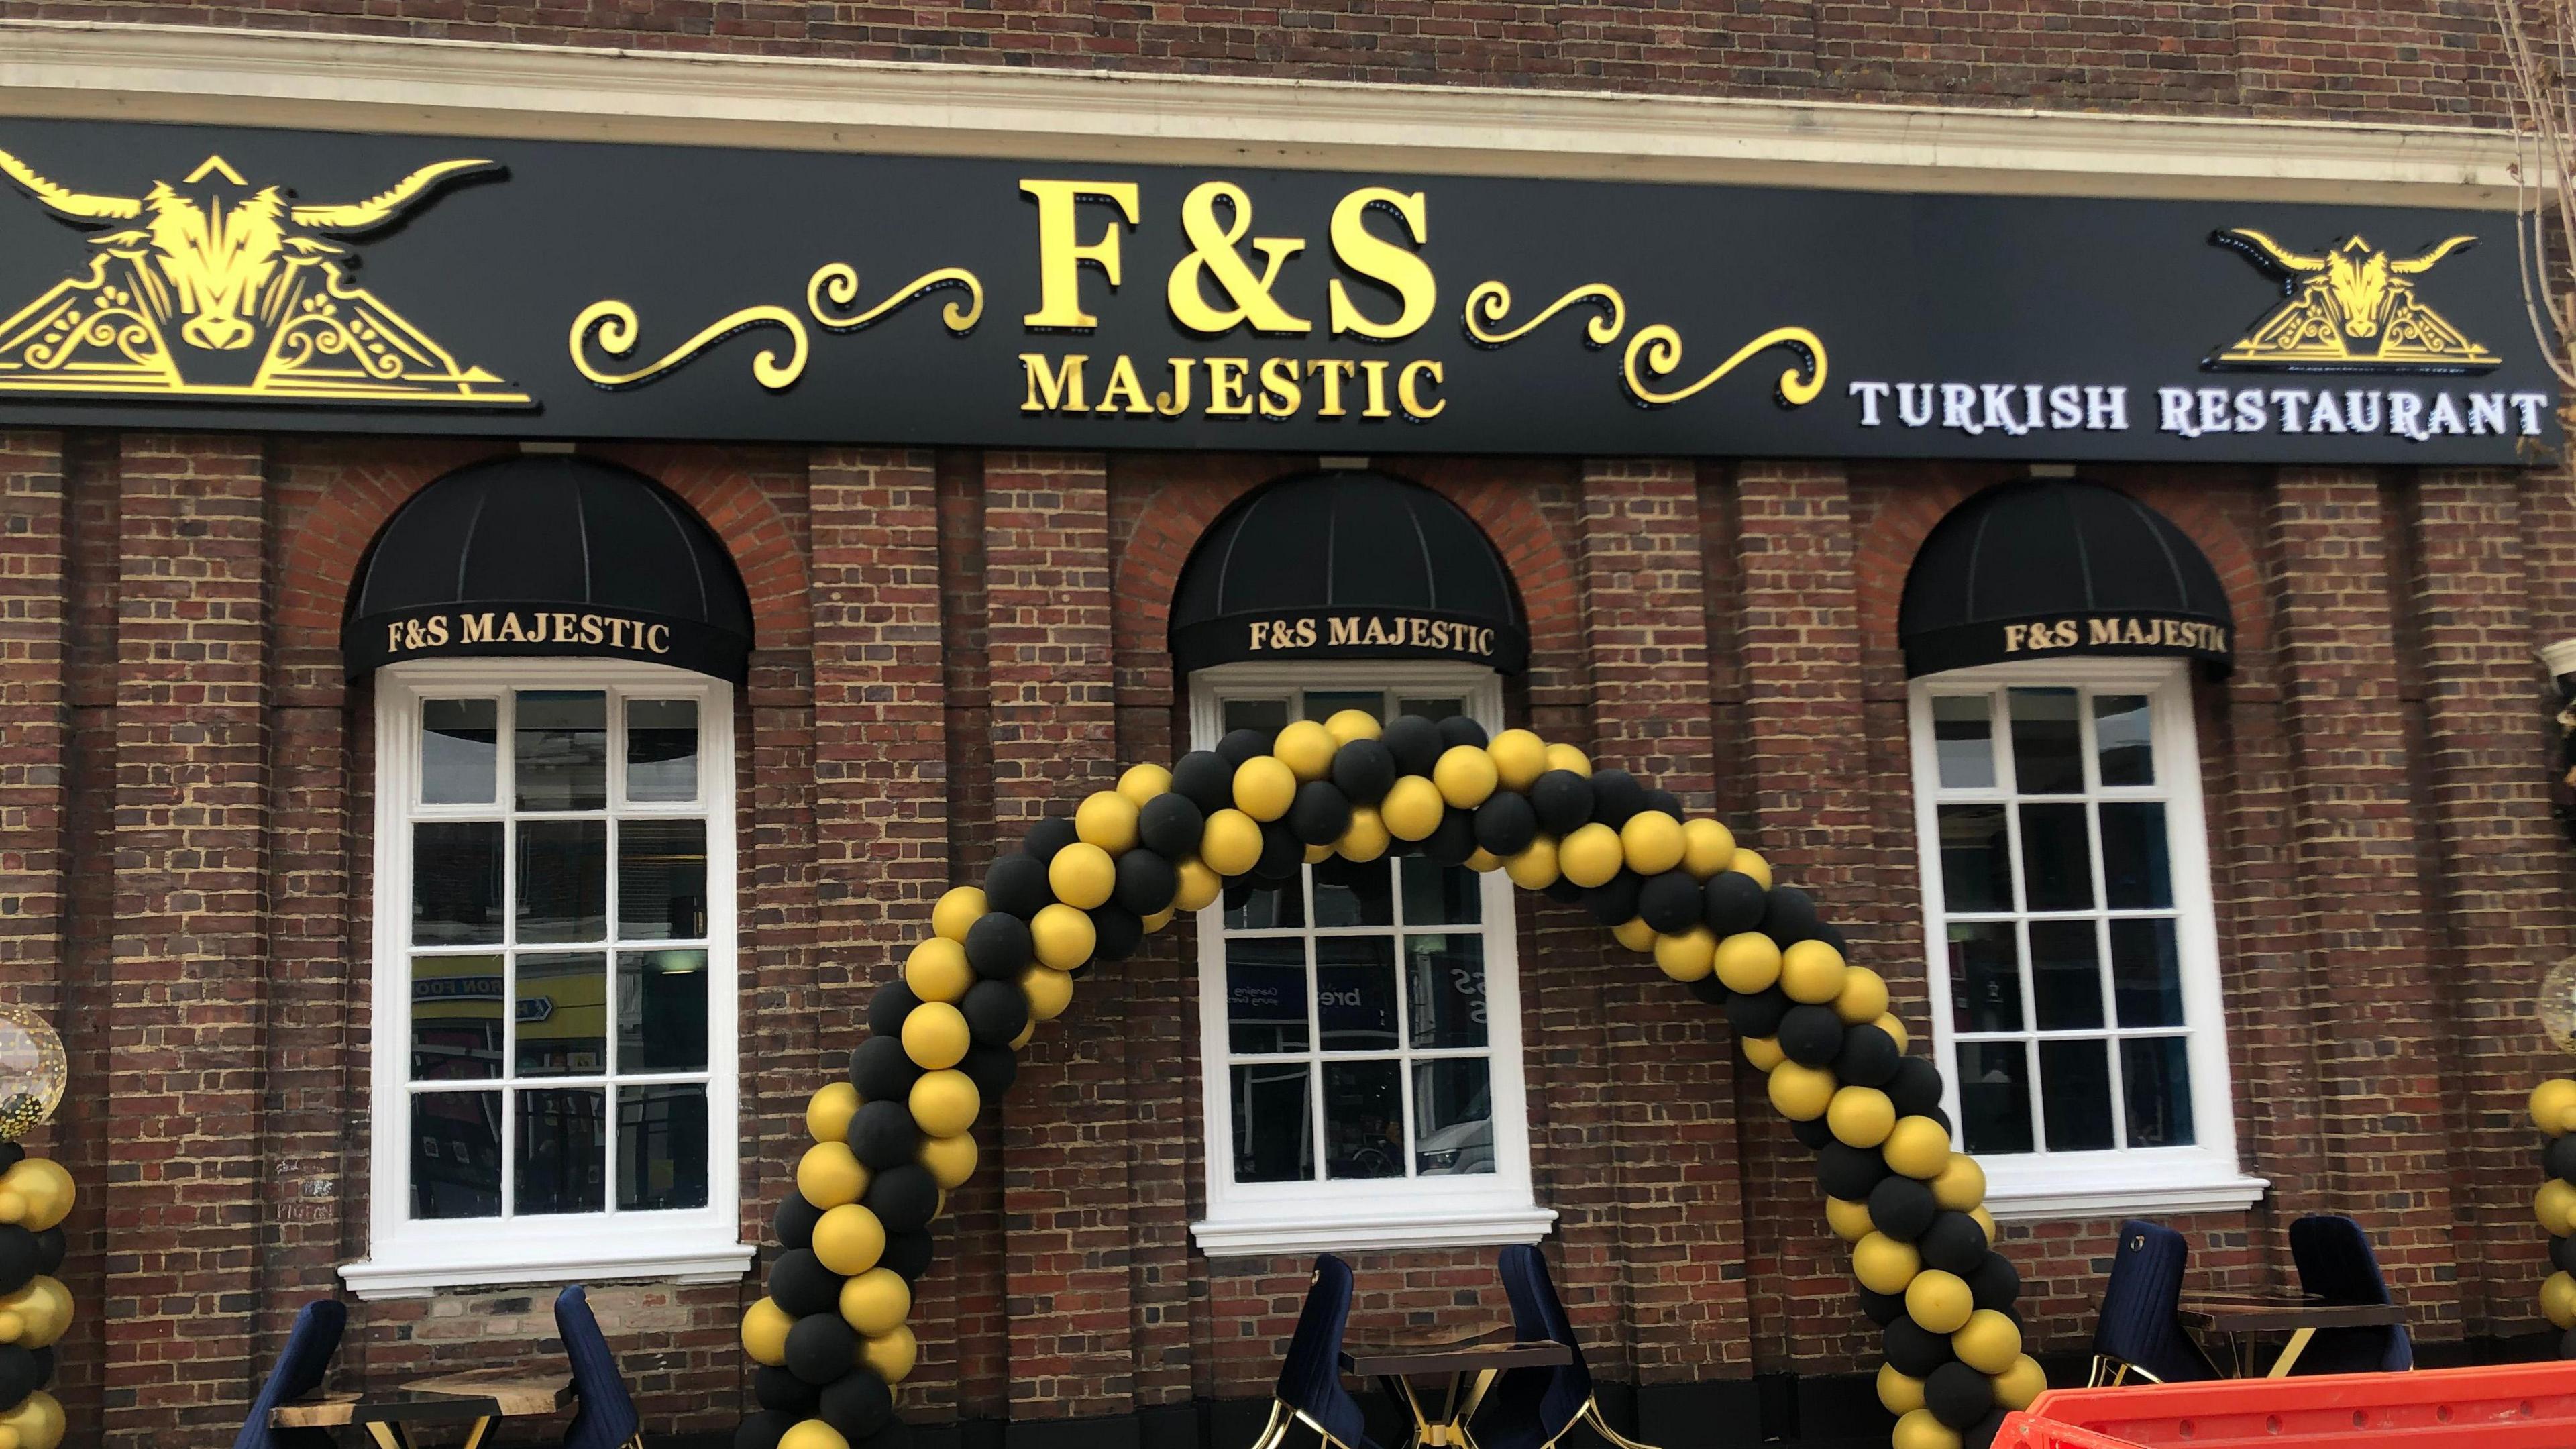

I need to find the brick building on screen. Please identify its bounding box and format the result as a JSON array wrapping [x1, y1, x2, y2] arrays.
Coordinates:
[[0, 9, 2572, 1449]]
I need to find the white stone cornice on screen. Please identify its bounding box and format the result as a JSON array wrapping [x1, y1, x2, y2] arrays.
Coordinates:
[[0, 17, 2528, 205]]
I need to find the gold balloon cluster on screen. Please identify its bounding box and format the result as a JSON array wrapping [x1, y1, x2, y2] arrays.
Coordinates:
[[741, 717, 2029, 1449], [2530, 1080, 2576, 1344]]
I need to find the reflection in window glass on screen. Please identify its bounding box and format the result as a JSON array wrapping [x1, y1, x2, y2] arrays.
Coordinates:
[[2121, 1037, 2195, 1147], [2094, 694, 2154, 786], [619, 819, 708, 940], [1956, 1042, 2033, 1155], [1406, 936, 1488, 1049], [1311, 857, 1393, 928], [619, 949, 710, 1072], [2100, 803, 2173, 908], [519, 820, 608, 944], [619, 1083, 710, 1210], [414, 822, 504, 945], [1932, 695, 1996, 790], [515, 692, 607, 811], [1399, 857, 1481, 926], [2008, 688, 2085, 794], [1304, 691, 1382, 724], [1946, 924, 2022, 1033], [411, 954, 504, 1082], [411, 1091, 502, 1218], [1226, 939, 1309, 1054], [1323, 1059, 1403, 1180], [625, 699, 700, 802], [1413, 1059, 1494, 1176], [1223, 698, 1291, 735], [2110, 919, 2185, 1028], [1316, 938, 1399, 1051], [1230, 1063, 1312, 1183], [1937, 805, 2010, 912], [516, 953, 607, 1077], [2039, 1040, 2114, 1152], [2017, 803, 2094, 911], [516, 1087, 606, 1214], [1224, 879, 1303, 931], [2028, 920, 2104, 1030], [422, 699, 498, 805]]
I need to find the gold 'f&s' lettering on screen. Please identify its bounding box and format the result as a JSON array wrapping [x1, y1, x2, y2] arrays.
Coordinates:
[[1328, 188, 1436, 340], [1167, 182, 1312, 335], [1021, 181, 1142, 331]]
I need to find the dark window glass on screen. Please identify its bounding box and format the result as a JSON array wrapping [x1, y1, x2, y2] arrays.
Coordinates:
[[2028, 920, 2104, 1030], [2121, 1037, 2196, 1148], [619, 819, 708, 940], [422, 698, 498, 805], [2038, 1040, 2115, 1151], [1227, 938, 1309, 1054], [411, 953, 504, 1082], [515, 691, 607, 811], [619, 1083, 710, 1210], [409, 1090, 502, 1219], [1316, 938, 1399, 1051], [1956, 1043, 2031, 1155], [1303, 691, 1383, 724], [1322, 1059, 1404, 1180], [1946, 922, 2022, 1034], [519, 820, 608, 944], [2008, 688, 2084, 794], [1400, 857, 1481, 926], [516, 953, 607, 1077], [1223, 879, 1303, 931], [1311, 857, 1393, 928], [625, 699, 700, 803], [2110, 919, 2186, 1028], [2017, 803, 2095, 911], [1406, 936, 1488, 1049], [413, 822, 504, 945], [1937, 804, 2011, 912], [1230, 1063, 1312, 1183], [2100, 803, 2174, 908], [619, 949, 710, 1072], [1932, 695, 1996, 790], [1395, 697, 1464, 722], [516, 1087, 607, 1214], [1222, 698, 1290, 736], [1413, 1059, 1494, 1177], [2093, 694, 2155, 786]]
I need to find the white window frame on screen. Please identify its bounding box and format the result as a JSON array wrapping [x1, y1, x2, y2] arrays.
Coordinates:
[[341, 659, 755, 1299], [1187, 661, 1554, 1258], [1909, 657, 2266, 1222]]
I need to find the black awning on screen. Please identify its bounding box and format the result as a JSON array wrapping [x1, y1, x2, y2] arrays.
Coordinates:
[[1169, 470, 1528, 674], [1899, 480, 2234, 677], [343, 455, 754, 684]]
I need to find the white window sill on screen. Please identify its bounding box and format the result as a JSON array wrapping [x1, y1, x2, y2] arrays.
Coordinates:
[[340, 1237, 757, 1300], [1981, 1162, 2269, 1224], [1192, 1204, 1558, 1258]]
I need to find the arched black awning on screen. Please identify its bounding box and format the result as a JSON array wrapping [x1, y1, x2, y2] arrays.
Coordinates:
[[1170, 470, 1527, 674], [343, 455, 753, 683], [1899, 480, 2233, 677]]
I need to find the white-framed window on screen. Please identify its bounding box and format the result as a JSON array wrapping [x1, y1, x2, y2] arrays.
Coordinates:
[[1909, 657, 2265, 1222], [341, 659, 753, 1299], [1188, 663, 1553, 1258]]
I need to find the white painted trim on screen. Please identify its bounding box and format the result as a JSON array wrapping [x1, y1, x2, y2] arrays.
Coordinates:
[[0, 19, 2524, 205], [341, 1240, 759, 1300], [1982, 1172, 2269, 1225], [1191, 1205, 1559, 1260]]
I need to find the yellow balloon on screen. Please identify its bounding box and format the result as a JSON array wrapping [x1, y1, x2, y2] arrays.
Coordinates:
[[1381, 777, 1447, 841], [2532, 1079, 2576, 1136], [1835, 967, 1890, 1026], [1681, 818, 1737, 878], [911, 1069, 982, 1137], [1852, 1232, 1922, 1295], [839, 1267, 914, 1337], [1884, 1117, 1953, 1179], [1952, 1308, 2023, 1374], [1234, 756, 1297, 821], [742, 1297, 794, 1365], [1654, 927, 1717, 983], [1020, 965, 1074, 1022], [1994, 1354, 2048, 1411], [1970, 1206, 1998, 1244], [1619, 812, 1685, 876], [1780, 939, 1847, 1004], [1560, 823, 1625, 888], [2545, 1271, 2576, 1330], [1611, 917, 1660, 953], [1434, 745, 1500, 809], [1827, 1086, 1896, 1149], [798, 1142, 869, 1209], [2544, 1182, 2576, 1236], [1116, 763, 1171, 808], [1825, 1195, 1876, 1242], [1714, 932, 1784, 995], [863, 1324, 920, 1384], [1542, 743, 1591, 777], [1741, 1036, 1786, 1073], [1142, 906, 1176, 934], [806, 1081, 860, 1144], [932, 886, 987, 944], [918, 1130, 979, 1190], [1340, 807, 1392, 863], [1488, 729, 1548, 791], [1324, 709, 1383, 746], [1174, 857, 1222, 911], [1075, 790, 1142, 853], [904, 936, 973, 1004], [1201, 810, 1264, 877], [782, 1424, 851, 1449], [902, 1001, 972, 1071], [1464, 847, 1504, 874], [1932, 1155, 1987, 1213], [1892, 1408, 1961, 1449], [1009, 1022, 1034, 1051], [1275, 720, 1338, 782], [1907, 1269, 1974, 1334], [0, 1392, 60, 1449], [1876, 1364, 1926, 1416], [1049, 842, 1117, 910], [1768, 1063, 1837, 1120], [1030, 903, 1097, 971], [1875, 1013, 1911, 1055], [1306, 841, 1337, 866], [1503, 838, 1561, 891], [1731, 848, 1774, 891]]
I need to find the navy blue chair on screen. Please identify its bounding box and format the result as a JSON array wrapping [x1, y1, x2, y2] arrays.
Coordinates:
[[557, 1284, 647, 1449], [1471, 1244, 1657, 1449], [2089, 1220, 2218, 1386], [2288, 1215, 2412, 1375], [231, 1298, 348, 1449], [1249, 1256, 1377, 1449]]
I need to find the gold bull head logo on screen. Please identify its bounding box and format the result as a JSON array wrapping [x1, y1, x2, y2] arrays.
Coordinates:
[[2208, 229, 2498, 372], [0, 148, 527, 403]]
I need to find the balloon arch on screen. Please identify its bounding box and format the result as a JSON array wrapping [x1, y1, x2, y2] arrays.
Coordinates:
[[739, 715, 2043, 1449]]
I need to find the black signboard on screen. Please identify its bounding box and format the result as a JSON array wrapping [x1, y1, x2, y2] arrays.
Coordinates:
[[0, 116, 2556, 463]]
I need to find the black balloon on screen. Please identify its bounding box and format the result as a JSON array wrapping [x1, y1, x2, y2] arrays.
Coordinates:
[[1760, 886, 1821, 947], [1858, 1288, 1907, 1327], [1685, 976, 1727, 1007], [30, 1228, 60, 1277], [1968, 1410, 2010, 1449], [983, 853, 1054, 920], [1888, 1057, 1946, 1118], [851, 1035, 924, 1102], [1253, 820, 1305, 879], [881, 1229, 936, 1283], [1021, 816, 1079, 864], [1089, 903, 1144, 963], [1216, 727, 1271, 766], [1332, 739, 1399, 806], [1868, 1175, 1939, 1242], [1288, 780, 1356, 846], [1637, 871, 1703, 934], [1641, 788, 1683, 821], [1819, 923, 1850, 955], [1703, 871, 1769, 936], [1968, 1252, 2022, 1313], [2550, 1134, 2576, 1185], [821, 1369, 898, 1440], [1588, 769, 1646, 827], [774, 1191, 824, 1252], [961, 1041, 1019, 1099], [769, 1248, 843, 1317], [1424, 809, 1479, 866], [1474, 792, 1538, 857], [1834, 1024, 1902, 1089], [1882, 1316, 1953, 1377], [755, 1364, 821, 1415], [1381, 716, 1444, 775], [739, 1410, 798, 1449], [850, 1100, 921, 1171], [1790, 1116, 1833, 1150], [1777, 1004, 1845, 1067], [0, 1145, 23, 1175], [1925, 1362, 1996, 1431], [1114, 849, 1178, 916], [1436, 716, 1490, 749], [1170, 752, 1236, 814], [1921, 1212, 1989, 1275], [1725, 987, 1792, 1040], [865, 1164, 942, 1234], [1529, 771, 1595, 836], [860, 1417, 918, 1449], [1817, 1142, 1889, 1201], [961, 979, 1029, 1047], [1584, 871, 1644, 928], [965, 912, 1035, 979], [2555, 1233, 2576, 1277], [1544, 878, 1588, 905], [869, 981, 923, 1039], [0, 1228, 36, 1297], [786, 1313, 861, 1386]]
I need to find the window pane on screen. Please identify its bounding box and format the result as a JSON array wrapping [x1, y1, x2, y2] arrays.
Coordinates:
[[1932, 695, 1996, 790], [2008, 688, 2084, 794], [1945, 922, 2022, 1033], [410, 1090, 502, 1219], [1957, 1042, 2031, 1155], [626, 699, 700, 803], [2017, 803, 2094, 911], [1223, 878, 1304, 930], [2121, 1037, 2196, 1148], [2038, 1039, 2115, 1151], [1395, 697, 1464, 722], [1937, 804, 2011, 912], [1230, 1063, 1312, 1183], [411, 954, 504, 1082], [2094, 694, 2155, 786], [619, 819, 708, 940], [413, 821, 504, 945], [619, 1083, 710, 1210], [1400, 857, 1481, 926], [2110, 918, 2186, 1028], [1227, 938, 1309, 1054], [2029, 920, 2104, 1030], [516, 953, 607, 1076], [1414, 1058, 1494, 1177], [1322, 1059, 1403, 1180], [421, 699, 498, 805], [2100, 803, 2173, 908], [1304, 691, 1383, 724], [1222, 698, 1290, 736], [619, 949, 710, 1072], [1311, 857, 1393, 928], [516, 691, 608, 811], [516, 1087, 606, 1214], [1406, 936, 1488, 1049], [519, 820, 608, 944], [1316, 938, 1399, 1051]]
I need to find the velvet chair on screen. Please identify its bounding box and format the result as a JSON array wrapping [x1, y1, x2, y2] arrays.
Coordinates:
[[557, 1284, 647, 1449], [1248, 1256, 1377, 1449], [232, 1298, 348, 1449], [1470, 1244, 1658, 1449], [2288, 1215, 2413, 1375], [2089, 1220, 2218, 1386]]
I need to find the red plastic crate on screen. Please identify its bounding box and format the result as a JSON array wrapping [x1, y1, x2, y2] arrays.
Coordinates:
[[1995, 1362, 2576, 1449]]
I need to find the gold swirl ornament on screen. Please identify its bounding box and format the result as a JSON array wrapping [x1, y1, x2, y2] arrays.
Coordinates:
[[806, 264, 985, 334], [1463, 280, 1627, 347], [570, 300, 810, 392], [1623, 323, 1827, 408]]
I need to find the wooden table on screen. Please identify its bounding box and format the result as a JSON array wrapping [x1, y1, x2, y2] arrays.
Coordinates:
[[273, 1366, 574, 1448], [1342, 1326, 1571, 1449], [2178, 1292, 2408, 1379]]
